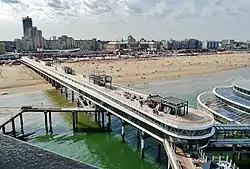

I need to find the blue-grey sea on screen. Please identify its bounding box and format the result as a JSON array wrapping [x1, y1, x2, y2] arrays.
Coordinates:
[[1, 67, 250, 169]]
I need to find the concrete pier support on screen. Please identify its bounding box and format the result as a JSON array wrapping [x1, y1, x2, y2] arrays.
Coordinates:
[[101, 112, 105, 128], [44, 111, 48, 133], [97, 112, 101, 127], [71, 91, 74, 102], [60, 85, 63, 94], [156, 143, 161, 162], [48, 111, 53, 133], [141, 131, 145, 159], [65, 88, 68, 98], [11, 119, 16, 137], [77, 99, 80, 108], [121, 121, 125, 143], [137, 130, 140, 149], [106, 112, 111, 133], [75, 111, 78, 124], [20, 113, 24, 133], [55, 82, 60, 90], [72, 111, 76, 132], [94, 112, 98, 122]]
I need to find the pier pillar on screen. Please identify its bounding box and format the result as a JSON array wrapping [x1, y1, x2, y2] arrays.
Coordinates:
[[102, 111, 105, 128], [121, 121, 125, 143], [75, 111, 78, 124], [97, 112, 101, 127], [94, 112, 97, 122], [55, 82, 59, 90], [77, 99, 80, 108], [72, 111, 76, 132], [60, 85, 63, 94], [141, 131, 145, 159], [156, 143, 161, 162], [11, 119, 16, 137], [20, 113, 24, 134], [71, 91, 74, 102], [48, 111, 53, 133], [137, 130, 140, 149], [2, 125, 5, 134], [65, 88, 68, 98], [44, 111, 48, 133], [106, 112, 111, 133]]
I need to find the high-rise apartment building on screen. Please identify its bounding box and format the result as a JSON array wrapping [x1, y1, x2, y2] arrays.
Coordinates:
[[22, 16, 33, 37]]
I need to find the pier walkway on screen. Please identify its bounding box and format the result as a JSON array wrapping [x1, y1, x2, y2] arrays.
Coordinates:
[[0, 106, 95, 128], [21, 57, 215, 139]]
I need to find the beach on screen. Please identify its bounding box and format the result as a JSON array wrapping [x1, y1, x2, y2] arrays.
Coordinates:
[[0, 64, 52, 95], [61, 53, 250, 84]]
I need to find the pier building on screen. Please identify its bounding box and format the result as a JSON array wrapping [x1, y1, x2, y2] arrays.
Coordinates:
[[198, 80, 250, 124]]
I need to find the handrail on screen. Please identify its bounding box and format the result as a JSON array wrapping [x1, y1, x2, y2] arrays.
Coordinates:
[[163, 139, 180, 169]]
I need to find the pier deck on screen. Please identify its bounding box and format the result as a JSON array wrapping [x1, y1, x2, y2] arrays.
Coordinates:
[[107, 89, 212, 127], [48, 62, 213, 129]]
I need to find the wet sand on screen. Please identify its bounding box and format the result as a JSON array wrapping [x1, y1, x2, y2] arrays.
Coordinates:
[[0, 64, 52, 95], [61, 53, 250, 84]]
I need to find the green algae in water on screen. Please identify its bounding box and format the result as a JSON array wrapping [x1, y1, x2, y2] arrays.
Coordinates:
[[30, 90, 161, 169], [45, 89, 98, 129]]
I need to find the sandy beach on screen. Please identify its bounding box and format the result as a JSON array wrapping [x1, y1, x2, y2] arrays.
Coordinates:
[[62, 53, 250, 84], [0, 64, 52, 95]]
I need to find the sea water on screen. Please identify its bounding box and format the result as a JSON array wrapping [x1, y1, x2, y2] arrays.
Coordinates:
[[1, 67, 250, 169]]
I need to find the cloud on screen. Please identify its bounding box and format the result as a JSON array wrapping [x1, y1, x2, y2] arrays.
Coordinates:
[[1, 0, 250, 40], [45, 0, 70, 10], [1, 0, 20, 4]]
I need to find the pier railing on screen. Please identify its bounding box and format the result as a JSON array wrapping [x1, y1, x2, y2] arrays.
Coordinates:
[[107, 90, 214, 130]]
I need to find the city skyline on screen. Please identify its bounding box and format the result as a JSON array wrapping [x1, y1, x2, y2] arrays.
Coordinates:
[[1, 0, 250, 41]]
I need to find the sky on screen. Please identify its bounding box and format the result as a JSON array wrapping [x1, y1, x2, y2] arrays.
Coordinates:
[[0, 0, 250, 41]]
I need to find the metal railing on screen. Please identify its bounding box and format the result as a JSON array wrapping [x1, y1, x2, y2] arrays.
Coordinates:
[[107, 90, 214, 129], [163, 139, 180, 169]]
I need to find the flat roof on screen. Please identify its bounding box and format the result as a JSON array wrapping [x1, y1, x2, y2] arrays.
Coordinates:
[[215, 87, 250, 108], [233, 80, 250, 91], [200, 92, 250, 123], [148, 96, 188, 106], [0, 134, 98, 169], [163, 96, 188, 105]]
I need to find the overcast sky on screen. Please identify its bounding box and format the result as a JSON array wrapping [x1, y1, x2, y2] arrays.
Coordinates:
[[0, 0, 250, 41]]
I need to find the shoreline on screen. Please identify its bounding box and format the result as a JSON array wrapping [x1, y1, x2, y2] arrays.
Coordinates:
[[61, 53, 250, 85], [0, 84, 53, 98]]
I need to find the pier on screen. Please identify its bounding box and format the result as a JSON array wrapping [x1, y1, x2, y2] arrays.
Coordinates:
[[1, 56, 249, 169]]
